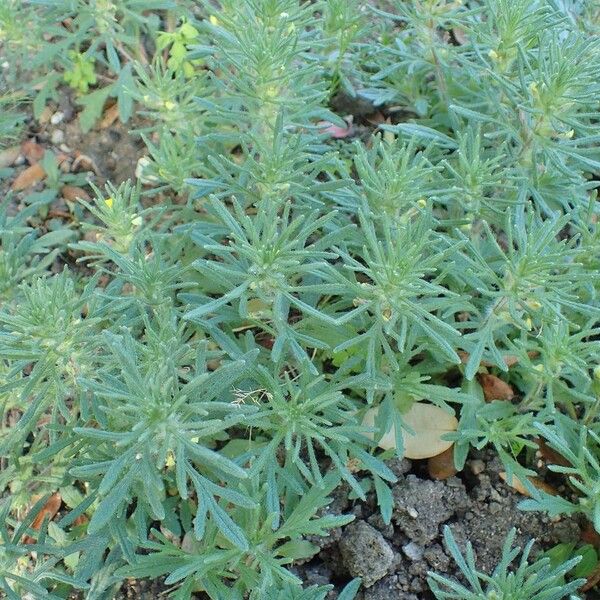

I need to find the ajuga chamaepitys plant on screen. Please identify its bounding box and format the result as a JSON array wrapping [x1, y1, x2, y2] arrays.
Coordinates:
[[1, 0, 600, 598]]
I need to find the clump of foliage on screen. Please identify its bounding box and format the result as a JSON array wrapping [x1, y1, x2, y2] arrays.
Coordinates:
[[428, 526, 585, 599], [1, 0, 600, 598]]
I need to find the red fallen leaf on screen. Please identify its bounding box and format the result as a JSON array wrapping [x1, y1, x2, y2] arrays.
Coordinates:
[[22, 492, 62, 543], [11, 163, 46, 191], [428, 446, 457, 480], [61, 185, 91, 202], [318, 120, 354, 139], [21, 139, 45, 164], [499, 472, 558, 497], [478, 373, 515, 402]]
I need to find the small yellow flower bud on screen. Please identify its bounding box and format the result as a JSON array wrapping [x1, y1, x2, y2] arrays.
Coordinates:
[[104, 197, 113, 208], [525, 299, 542, 310], [165, 451, 175, 468], [209, 15, 219, 26]]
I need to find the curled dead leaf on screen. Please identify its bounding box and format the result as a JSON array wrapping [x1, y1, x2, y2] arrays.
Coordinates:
[[100, 103, 120, 129], [11, 163, 46, 191], [535, 437, 571, 468], [363, 402, 458, 459], [21, 139, 45, 164], [478, 373, 515, 402], [22, 492, 62, 543], [499, 472, 557, 497]]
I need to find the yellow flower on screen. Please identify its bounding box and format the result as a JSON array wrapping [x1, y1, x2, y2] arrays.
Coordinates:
[[209, 15, 219, 26], [104, 197, 113, 209]]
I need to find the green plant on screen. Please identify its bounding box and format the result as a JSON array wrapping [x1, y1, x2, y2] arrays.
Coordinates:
[[427, 526, 585, 599], [1, 0, 600, 598]]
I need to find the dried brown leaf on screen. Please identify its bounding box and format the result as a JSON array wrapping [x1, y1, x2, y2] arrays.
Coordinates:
[[428, 446, 457, 480], [61, 185, 91, 202], [100, 103, 120, 129], [11, 163, 46, 191], [21, 139, 45, 164], [499, 472, 558, 497], [478, 373, 515, 402], [535, 437, 572, 468], [22, 492, 62, 543]]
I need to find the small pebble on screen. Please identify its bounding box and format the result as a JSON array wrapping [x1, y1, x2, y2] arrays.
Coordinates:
[[490, 489, 502, 502], [51, 130, 64, 145], [402, 542, 424, 561], [469, 459, 485, 475], [50, 111, 64, 125], [59, 143, 72, 153]]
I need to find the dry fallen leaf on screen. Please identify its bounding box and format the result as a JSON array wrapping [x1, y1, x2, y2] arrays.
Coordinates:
[[428, 446, 458, 480], [22, 492, 62, 543], [11, 163, 46, 191], [100, 103, 120, 129], [499, 472, 558, 497], [363, 402, 458, 459], [478, 373, 515, 402], [0, 145, 21, 168], [21, 139, 45, 164], [535, 437, 571, 468], [61, 185, 91, 202]]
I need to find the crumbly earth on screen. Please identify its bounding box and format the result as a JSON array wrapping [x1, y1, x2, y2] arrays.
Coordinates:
[[293, 450, 587, 599]]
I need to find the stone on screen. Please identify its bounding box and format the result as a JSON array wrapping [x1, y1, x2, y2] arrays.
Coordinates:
[[339, 520, 395, 587]]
